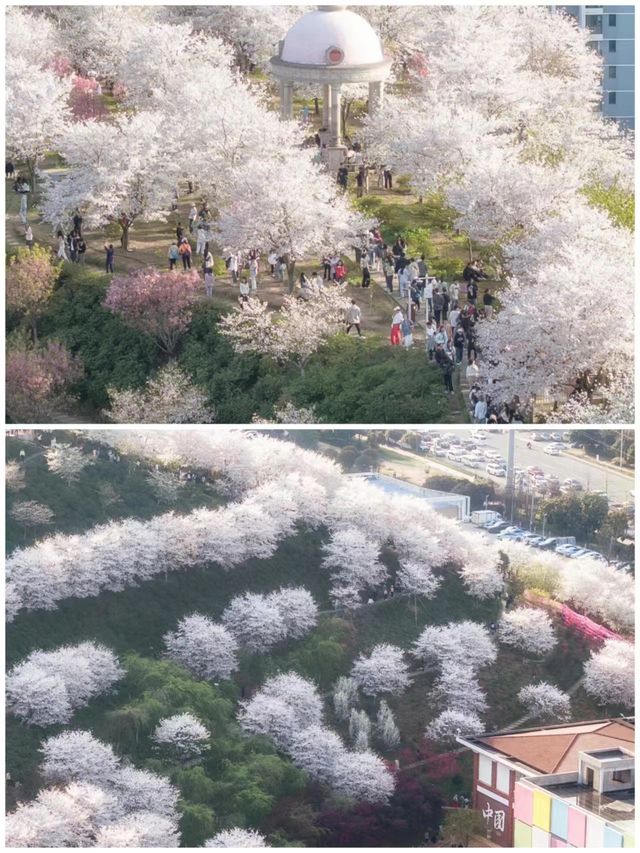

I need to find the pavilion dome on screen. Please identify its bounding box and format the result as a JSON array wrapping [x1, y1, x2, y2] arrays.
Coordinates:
[[280, 6, 385, 67]]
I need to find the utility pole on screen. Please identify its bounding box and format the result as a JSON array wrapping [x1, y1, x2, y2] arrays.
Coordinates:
[[506, 430, 516, 521], [529, 487, 536, 531], [619, 430, 624, 468]]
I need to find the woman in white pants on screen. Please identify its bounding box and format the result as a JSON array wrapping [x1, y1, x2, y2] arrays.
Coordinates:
[[196, 226, 207, 256]]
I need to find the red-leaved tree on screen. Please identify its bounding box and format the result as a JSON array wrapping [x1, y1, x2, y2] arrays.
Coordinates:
[[6, 342, 83, 422], [103, 268, 201, 355], [70, 76, 108, 120]]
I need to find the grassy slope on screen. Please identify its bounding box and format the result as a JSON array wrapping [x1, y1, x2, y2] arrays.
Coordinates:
[[6, 439, 614, 812]]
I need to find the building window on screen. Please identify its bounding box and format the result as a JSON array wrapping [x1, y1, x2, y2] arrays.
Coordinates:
[[478, 755, 493, 786], [612, 769, 632, 784], [609, 92, 617, 105], [496, 763, 511, 794], [586, 14, 603, 33], [609, 66, 617, 79], [609, 40, 617, 53], [609, 14, 617, 27]]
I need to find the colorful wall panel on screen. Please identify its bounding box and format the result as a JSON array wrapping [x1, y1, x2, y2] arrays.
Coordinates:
[[550, 798, 569, 841], [567, 807, 587, 847], [533, 790, 552, 831], [603, 825, 624, 848], [514, 819, 533, 848], [514, 783, 534, 825]]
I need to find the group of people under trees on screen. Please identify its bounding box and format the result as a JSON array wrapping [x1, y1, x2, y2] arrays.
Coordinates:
[[55, 210, 86, 264]]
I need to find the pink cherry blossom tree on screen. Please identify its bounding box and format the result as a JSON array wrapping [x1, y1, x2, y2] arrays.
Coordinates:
[[104, 268, 202, 355], [6, 341, 83, 423]]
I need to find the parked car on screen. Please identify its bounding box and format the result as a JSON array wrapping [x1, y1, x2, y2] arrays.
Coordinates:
[[462, 456, 481, 469], [447, 450, 464, 462], [555, 544, 581, 556], [551, 432, 563, 442], [522, 534, 544, 546], [562, 432, 572, 442], [527, 466, 544, 477], [434, 448, 448, 457], [486, 521, 510, 533], [538, 537, 559, 550], [568, 549, 591, 559], [486, 464, 506, 477]]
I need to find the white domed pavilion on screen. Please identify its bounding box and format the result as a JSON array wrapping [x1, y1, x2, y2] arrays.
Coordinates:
[[270, 5, 392, 148]]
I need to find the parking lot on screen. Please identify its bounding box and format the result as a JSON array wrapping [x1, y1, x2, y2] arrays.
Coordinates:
[[420, 430, 633, 506]]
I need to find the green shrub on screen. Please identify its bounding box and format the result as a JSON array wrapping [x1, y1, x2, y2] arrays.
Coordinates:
[[38, 268, 157, 412], [290, 337, 449, 423]]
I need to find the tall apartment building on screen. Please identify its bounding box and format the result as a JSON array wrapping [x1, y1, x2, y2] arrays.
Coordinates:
[[560, 6, 635, 128]]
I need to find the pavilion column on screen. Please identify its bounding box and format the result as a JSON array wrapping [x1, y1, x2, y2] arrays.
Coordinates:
[[368, 80, 385, 115], [280, 81, 294, 120], [322, 83, 331, 128], [329, 83, 342, 146]]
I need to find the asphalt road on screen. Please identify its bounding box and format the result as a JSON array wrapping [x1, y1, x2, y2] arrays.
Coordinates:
[[423, 430, 634, 504]]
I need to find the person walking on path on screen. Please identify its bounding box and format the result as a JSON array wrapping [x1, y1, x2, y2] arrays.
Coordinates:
[[203, 243, 215, 297], [72, 209, 83, 235], [453, 323, 466, 365], [168, 241, 179, 270], [474, 394, 488, 423], [196, 224, 207, 256], [76, 235, 86, 263], [425, 318, 437, 361], [383, 255, 395, 292], [104, 242, 115, 273], [390, 307, 404, 345], [179, 238, 192, 270], [435, 343, 455, 393], [466, 355, 480, 382], [345, 300, 363, 337], [483, 288, 494, 319], [433, 288, 444, 324], [227, 251, 239, 283], [56, 231, 68, 261], [401, 314, 414, 347], [188, 203, 198, 233], [25, 225, 33, 250], [249, 256, 259, 292], [361, 258, 371, 288]]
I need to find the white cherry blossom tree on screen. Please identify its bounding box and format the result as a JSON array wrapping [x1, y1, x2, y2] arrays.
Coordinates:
[[7, 641, 123, 726], [152, 713, 210, 760], [163, 614, 239, 680], [413, 621, 497, 672], [351, 644, 411, 696], [518, 682, 571, 720], [219, 287, 352, 375], [217, 149, 371, 292], [426, 710, 484, 744], [41, 112, 180, 249], [45, 442, 93, 484], [498, 607, 557, 655], [205, 828, 268, 848], [583, 639, 634, 709]]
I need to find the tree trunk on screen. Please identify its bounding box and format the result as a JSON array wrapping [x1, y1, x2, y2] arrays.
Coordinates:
[[120, 219, 131, 251], [286, 259, 296, 294], [468, 236, 474, 262], [31, 317, 38, 345], [314, 97, 319, 115]]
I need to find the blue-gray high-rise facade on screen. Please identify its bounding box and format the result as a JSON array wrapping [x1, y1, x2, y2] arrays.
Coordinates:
[[559, 5, 635, 129]]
